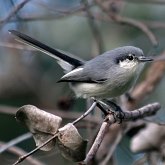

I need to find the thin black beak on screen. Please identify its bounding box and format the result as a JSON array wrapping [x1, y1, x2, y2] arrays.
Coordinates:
[[138, 56, 153, 62]]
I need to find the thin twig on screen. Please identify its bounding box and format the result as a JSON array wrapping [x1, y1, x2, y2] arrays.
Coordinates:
[[34, 0, 93, 15], [1, 0, 165, 33], [82, 0, 104, 54], [115, 16, 158, 46], [13, 133, 58, 165], [0, 132, 32, 154], [95, 0, 158, 46], [6, 1, 93, 23], [0, 141, 45, 165], [0, 0, 31, 26], [3, 12, 165, 31], [72, 101, 97, 125], [0, 4, 88, 23]]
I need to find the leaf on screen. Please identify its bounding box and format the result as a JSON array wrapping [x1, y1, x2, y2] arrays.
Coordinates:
[[57, 123, 88, 162], [16, 105, 62, 151]]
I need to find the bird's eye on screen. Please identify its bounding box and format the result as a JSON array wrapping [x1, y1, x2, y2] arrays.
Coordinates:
[[127, 54, 134, 61]]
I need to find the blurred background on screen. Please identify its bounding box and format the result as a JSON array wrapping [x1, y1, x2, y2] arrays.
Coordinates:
[[0, 0, 165, 165]]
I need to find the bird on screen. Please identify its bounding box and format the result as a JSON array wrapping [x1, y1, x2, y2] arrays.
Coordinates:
[[9, 30, 153, 100]]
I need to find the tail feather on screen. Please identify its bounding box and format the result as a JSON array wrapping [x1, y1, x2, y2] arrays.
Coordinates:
[[9, 30, 84, 71]]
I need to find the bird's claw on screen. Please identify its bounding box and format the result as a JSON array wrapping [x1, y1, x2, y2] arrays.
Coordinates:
[[116, 111, 125, 123], [111, 111, 125, 124]]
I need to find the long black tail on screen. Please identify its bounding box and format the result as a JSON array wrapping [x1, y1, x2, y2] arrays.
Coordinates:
[[9, 30, 83, 67]]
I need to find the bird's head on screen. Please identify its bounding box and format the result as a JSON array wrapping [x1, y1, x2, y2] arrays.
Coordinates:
[[113, 46, 153, 71]]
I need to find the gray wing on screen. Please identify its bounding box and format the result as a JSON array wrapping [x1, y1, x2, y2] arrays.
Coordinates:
[[58, 67, 107, 83], [58, 53, 113, 83]]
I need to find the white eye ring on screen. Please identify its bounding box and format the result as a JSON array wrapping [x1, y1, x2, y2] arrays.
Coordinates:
[[127, 54, 134, 61]]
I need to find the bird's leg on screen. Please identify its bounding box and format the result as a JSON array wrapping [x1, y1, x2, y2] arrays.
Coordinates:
[[102, 99, 125, 123], [105, 99, 123, 112], [92, 98, 125, 123], [96, 102, 109, 116], [91, 97, 109, 116]]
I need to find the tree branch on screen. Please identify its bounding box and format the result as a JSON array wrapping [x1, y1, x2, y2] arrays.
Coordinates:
[[95, 0, 158, 46], [82, 121, 110, 165], [0, 132, 32, 154], [80, 102, 160, 165], [0, 0, 31, 26], [0, 141, 45, 165], [72, 101, 97, 125], [82, 0, 104, 54], [13, 133, 58, 165]]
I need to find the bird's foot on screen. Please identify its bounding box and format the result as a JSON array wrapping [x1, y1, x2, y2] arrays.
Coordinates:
[[115, 111, 125, 124]]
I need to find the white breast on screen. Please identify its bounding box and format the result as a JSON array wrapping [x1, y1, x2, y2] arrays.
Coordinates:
[[70, 81, 129, 99], [71, 83, 104, 98]]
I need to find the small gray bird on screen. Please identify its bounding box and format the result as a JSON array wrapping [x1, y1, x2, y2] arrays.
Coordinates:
[[9, 30, 153, 99]]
